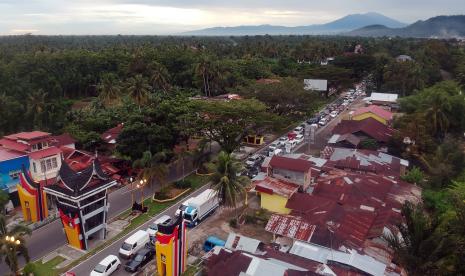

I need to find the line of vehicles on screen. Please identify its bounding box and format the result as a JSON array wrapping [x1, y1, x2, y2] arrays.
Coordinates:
[[90, 188, 220, 275]]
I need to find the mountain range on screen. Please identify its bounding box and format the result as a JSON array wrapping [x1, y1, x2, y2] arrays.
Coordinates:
[[183, 12, 406, 36], [182, 13, 465, 38]]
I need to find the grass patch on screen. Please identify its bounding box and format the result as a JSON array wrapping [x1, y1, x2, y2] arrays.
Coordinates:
[[25, 256, 65, 276]]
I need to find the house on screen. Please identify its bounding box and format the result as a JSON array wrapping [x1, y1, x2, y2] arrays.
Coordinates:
[[0, 147, 29, 203], [365, 93, 398, 108], [252, 176, 299, 214], [101, 123, 124, 145], [51, 133, 76, 149], [396, 55, 413, 62], [352, 105, 393, 125], [268, 155, 312, 190], [320, 146, 409, 177], [331, 117, 394, 149], [327, 133, 361, 149], [0, 131, 63, 182]]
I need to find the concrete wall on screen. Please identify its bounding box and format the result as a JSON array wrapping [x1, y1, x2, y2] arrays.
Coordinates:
[[259, 193, 291, 214]]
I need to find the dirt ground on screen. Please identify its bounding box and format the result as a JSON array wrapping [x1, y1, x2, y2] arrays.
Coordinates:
[[186, 194, 273, 257]]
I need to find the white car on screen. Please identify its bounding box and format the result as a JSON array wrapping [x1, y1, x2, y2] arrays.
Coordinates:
[[330, 111, 338, 118], [147, 215, 172, 238], [278, 137, 289, 146], [295, 134, 304, 144], [91, 255, 121, 276], [318, 118, 327, 126], [294, 126, 304, 134], [268, 142, 279, 151]]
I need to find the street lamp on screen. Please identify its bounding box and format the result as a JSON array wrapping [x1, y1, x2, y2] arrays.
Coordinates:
[[139, 179, 147, 209]]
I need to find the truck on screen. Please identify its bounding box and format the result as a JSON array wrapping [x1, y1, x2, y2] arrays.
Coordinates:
[[183, 189, 219, 227], [175, 197, 193, 217]]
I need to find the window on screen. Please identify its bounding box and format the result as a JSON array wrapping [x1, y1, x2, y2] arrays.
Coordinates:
[[33, 162, 37, 173], [52, 158, 58, 168], [46, 159, 52, 170], [40, 160, 46, 173], [9, 170, 21, 180]]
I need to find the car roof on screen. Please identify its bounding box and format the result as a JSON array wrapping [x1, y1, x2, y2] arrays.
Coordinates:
[[154, 215, 171, 224], [99, 255, 117, 266], [136, 248, 151, 255]]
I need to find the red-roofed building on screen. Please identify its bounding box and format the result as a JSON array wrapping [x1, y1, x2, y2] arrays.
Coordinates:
[[101, 123, 124, 145], [332, 117, 394, 147], [0, 131, 63, 182], [265, 214, 316, 242], [253, 176, 299, 214], [269, 155, 312, 189], [51, 133, 76, 149], [352, 105, 393, 125]]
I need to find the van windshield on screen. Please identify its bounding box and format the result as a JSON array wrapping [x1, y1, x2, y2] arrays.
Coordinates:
[[121, 242, 132, 251], [148, 223, 158, 231]]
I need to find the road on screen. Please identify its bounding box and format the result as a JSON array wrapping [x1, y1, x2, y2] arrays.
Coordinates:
[[0, 149, 209, 275], [69, 184, 211, 276]]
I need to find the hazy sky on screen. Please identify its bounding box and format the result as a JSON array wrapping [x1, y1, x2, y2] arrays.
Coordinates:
[[0, 0, 464, 35]]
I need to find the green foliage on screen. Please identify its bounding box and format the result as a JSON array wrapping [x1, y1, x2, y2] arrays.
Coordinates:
[[401, 166, 424, 185], [359, 138, 379, 150], [174, 179, 192, 189]]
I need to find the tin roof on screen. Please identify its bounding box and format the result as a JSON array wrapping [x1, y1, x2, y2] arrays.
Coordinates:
[[270, 155, 312, 173], [0, 138, 29, 152], [51, 133, 76, 147], [332, 118, 394, 143], [353, 105, 393, 121], [28, 146, 61, 160], [101, 123, 123, 144], [253, 176, 299, 198], [225, 233, 262, 254], [4, 131, 51, 141], [369, 93, 398, 103], [265, 214, 316, 242], [0, 147, 25, 162]]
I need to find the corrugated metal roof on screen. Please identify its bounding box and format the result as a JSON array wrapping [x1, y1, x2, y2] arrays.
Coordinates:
[[327, 250, 387, 276], [253, 176, 299, 198], [225, 233, 262, 254], [265, 214, 316, 242], [370, 93, 398, 103], [354, 105, 393, 121]]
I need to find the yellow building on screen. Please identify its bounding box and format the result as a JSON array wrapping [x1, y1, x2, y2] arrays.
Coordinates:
[[253, 176, 299, 214], [243, 135, 264, 146], [17, 171, 48, 223], [352, 105, 393, 125]]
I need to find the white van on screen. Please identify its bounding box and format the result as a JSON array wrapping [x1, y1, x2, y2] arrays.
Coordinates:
[[295, 134, 304, 144], [119, 230, 150, 259]]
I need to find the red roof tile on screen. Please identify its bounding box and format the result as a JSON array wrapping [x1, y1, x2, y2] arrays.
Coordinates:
[[254, 176, 299, 198], [270, 155, 312, 173], [353, 105, 393, 121], [51, 133, 76, 147], [28, 147, 61, 160], [5, 131, 51, 141], [265, 214, 316, 242], [332, 118, 394, 143], [0, 138, 29, 152], [101, 124, 123, 143]]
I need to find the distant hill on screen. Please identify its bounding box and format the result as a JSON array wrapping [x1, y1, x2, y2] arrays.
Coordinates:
[[346, 15, 465, 38], [182, 12, 406, 36]]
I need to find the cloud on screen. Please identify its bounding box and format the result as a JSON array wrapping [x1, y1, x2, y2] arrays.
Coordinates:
[[0, 0, 464, 34]]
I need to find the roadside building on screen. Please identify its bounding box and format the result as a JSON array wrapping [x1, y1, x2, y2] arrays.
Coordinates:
[[365, 93, 398, 108], [331, 117, 394, 150], [303, 79, 327, 92], [268, 155, 312, 190], [321, 146, 409, 177], [0, 147, 29, 204], [352, 105, 394, 125], [252, 176, 299, 214], [100, 123, 124, 150], [43, 160, 117, 250]]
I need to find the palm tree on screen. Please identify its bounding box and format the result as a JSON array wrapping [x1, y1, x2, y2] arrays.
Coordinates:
[[125, 74, 151, 108], [210, 151, 249, 218], [26, 89, 47, 129], [423, 92, 452, 137], [149, 62, 170, 93], [195, 55, 212, 97], [133, 151, 168, 194], [0, 215, 31, 275], [384, 202, 454, 275], [97, 74, 121, 105]]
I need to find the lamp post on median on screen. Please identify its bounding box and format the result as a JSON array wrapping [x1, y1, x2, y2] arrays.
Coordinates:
[[5, 235, 21, 275], [139, 178, 147, 209]]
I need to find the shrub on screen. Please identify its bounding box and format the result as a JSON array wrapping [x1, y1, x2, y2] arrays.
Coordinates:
[[244, 214, 256, 224], [174, 179, 192, 189], [154, 187, 170, 200], [23, 263, 36, 275], [401, 166, 424, 184]]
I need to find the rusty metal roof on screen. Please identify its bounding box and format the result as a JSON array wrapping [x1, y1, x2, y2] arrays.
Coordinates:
[[253, 176, 299, 198], [265, 214, 316, 243]]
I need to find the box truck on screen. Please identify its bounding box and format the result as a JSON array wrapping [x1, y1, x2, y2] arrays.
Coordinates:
[[183, 189, 219, 227]]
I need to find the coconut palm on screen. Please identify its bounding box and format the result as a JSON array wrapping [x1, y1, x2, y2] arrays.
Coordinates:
[[125, 74, 151, 108], [195, 55, 213, 97], [210, 151, 249, 216], [423, 91, 452, 137], [149, 62, 170, 93], [97, 74, 121, 105], [133, 151, 168, 194], [0, 215, 31, 275], [26, 89, 48, 128]]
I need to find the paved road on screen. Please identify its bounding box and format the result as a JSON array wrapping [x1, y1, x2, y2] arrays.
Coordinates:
[[0, 145, 217, 275], [69, 183, 211, 276]]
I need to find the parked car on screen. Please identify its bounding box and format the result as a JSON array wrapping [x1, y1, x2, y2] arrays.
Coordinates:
[[278, 136, 289, 146], [294, 126, 304, 134], [91, 255, 121, 276], [295, 134, 304, 144], [307, 117, 319, 124], [268, 142, 279, 151], [330, 111, 338, 118], [147, 215, 172, 239], [245, 154, 264, 167], [119, 230, 150, 259], [203, 236, 226, 252], [268, 148, 282, 157], [125, 247, 155, 272], [318, 118, 328, 126]]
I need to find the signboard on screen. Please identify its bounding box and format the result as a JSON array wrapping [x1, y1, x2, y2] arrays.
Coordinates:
[[304, 79, 328, 91]]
